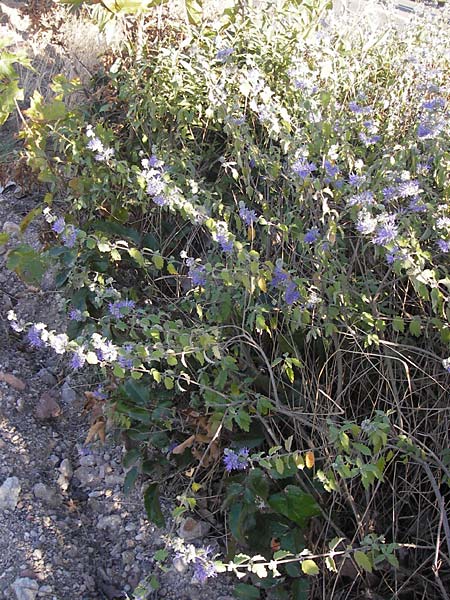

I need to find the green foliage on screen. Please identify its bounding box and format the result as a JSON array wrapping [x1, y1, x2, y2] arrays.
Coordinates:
[[16, 0, 450, 596], [0, 39, 32, 125]]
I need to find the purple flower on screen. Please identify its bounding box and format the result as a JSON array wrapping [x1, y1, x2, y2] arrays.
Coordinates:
[[153, 195, 168, 207], [216, 232, 233, 253], [382, 186, 398, 201], [270, 266, 289, 289], [347, 191, 375, 207], [147, 155, 163, 168], [348, 174, 366, 188], [71, 350, 86, 370], [359, 132, 381, 146], [356, 210, 377, 235], [223, 447, 249, 472], [437, 239, 450, 253], [62, 225, 78, 248], [92, 385, 107, 400], [52, 217, 65, 234], [407, 197, 426, 213], [108, 299, 136, 318], [422, 98, 445, 111], [397, 180, 421, 198], [193, 554, 217, 583], [189, 264, 207, 287], [324, 161, 340, 178], [239, 205, 257, 226], [436, 217, 450, 229], [417, 121, 442, 139], [69, 308, 83, 321], [292, 159, 317, 179], [216, 47, 234, 61], [372, 215, 399, 246], [146, 176, 165, 197], [285, 281, 300, 305], [304, 227, 320, 243], [27, 325, 45, 348], [349, 101, 372, 115]]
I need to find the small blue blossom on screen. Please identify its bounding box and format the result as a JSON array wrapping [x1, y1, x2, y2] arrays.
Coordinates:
[[216, 47, 234, 61], [422, 97, 445, 111], [348, 174, 366, 188], [153, 194, 168, 207], [71, 349, 86, 370], [27, 324, 45, 348], [108, 300, 136, 318], [437, 239, 450, 253], [62, 225, 78, 248], [52, 217, 65, 234], [382, 186, 398, 201], [407, 197, 426, 213], [270, 266, 289, 289], [436, 217, 450, 229], [324, 160, 340, 178], [216, 232, 233, 253], [223, 447, 249, 472], [356, 210, 377, 235], [304, 227, 320, 243], [359, 132, 380, 146], [347, 191, 375, 207], [189, 264, 207, 287], [239, 204, 257, 226], [292, 159, 317, 179], [349, 101, 372, 115], [69, 308, 83, 321], [193, 554, 217, 583], [372, 215, 399, 246], [397, 180, 421, 198], [285, 281, 300, 305]]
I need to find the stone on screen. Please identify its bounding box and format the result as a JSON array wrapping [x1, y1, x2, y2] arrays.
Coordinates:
[[97, 514, 122, 530], [61, 382, 77, 403], [0, 476, 21, 510], [177, 517, 211, 541], [2, 221, 20, 236], [59, 458, 73, 479], [74, 466, 97, 487], [121, 550, 135, 565], [11, 577, 39, 600], [36, 369, 57, 386], [79, 454, 96, 467], [32, 483, 61, 507]]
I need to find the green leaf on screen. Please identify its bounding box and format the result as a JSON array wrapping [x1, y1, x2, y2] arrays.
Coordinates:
[[292, 578, 310, 600], [152, 253, 164, 269], [301, 559, 319, 575], [123, 466, 139, 495], [144, 482, 165, 528], [268, 486, 320, 527], [233, 583, 260, 599], [6, 244, 46, 285], [392, 316, 405, 333], [123, 447, 141, 469], [247, 468, 269, 500], [409, 318, 422, 337], [354, 550, 373, 573], [0, 232, 10, 244], [124, 379, 150, 404], [185, 0, 203, 25]]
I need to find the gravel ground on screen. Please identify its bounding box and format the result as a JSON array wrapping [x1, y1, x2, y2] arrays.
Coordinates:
[[0, 186, 235, 600]]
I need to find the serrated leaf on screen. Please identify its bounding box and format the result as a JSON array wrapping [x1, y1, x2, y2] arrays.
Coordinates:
[[233, 583, 260, 599], [301, 559, 319, 575], [123, 447, 141, 469], [409, 318, 422, 337], [392, 316, 405, 333], [354, 550, 373, 573]]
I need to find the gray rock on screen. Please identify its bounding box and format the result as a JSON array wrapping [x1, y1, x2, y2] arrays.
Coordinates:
[[0, 476, 21, 510], [177, 517, 211, 541], [74, 466, 97, 487], [59, 458, 73, 479], [79, 454, 96, 468], [36, 369, 57, 386], [61, 381, 77, 403], [32, 483, 61, 507], [11, 577, 39, 600], [2, 221, 20, 236], [97, 514, 122, 530]]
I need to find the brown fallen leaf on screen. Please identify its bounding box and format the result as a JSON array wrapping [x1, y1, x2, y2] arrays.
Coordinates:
[[35, 392, 62, 420], [172, 434, 196, 455], [0, 371, 26, 391], [85, 420, 106, 444]]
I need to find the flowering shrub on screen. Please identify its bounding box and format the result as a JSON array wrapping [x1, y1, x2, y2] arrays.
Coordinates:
[[10, 0, 450, 597]]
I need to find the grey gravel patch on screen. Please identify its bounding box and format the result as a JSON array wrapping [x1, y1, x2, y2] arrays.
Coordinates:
[[11, 577, 39, 600]]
